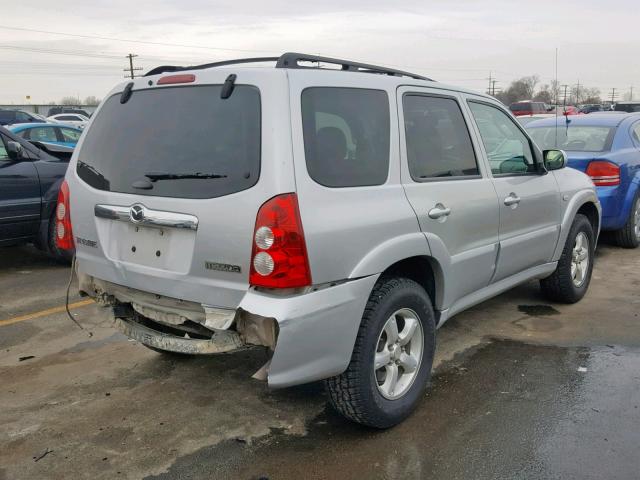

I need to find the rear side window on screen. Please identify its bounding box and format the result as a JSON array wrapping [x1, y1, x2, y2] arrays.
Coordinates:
[[60, 128, 81, 142], [301, 87, 390, 187], [403, 95, 479, 179], [0, 111, 15, 123], [76, 85, 261, 199]]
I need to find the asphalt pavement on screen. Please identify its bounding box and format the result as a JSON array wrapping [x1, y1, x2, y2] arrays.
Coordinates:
[[1, 242, 639, 480]]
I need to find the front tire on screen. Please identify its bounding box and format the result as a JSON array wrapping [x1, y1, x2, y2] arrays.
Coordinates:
[[540, 213, 594, 303], [325, 277, 436, 428], [613, 193, 640, 249]]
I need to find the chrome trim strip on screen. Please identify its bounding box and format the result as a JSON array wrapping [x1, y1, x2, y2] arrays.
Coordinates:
[[94, 204, 198, 231]]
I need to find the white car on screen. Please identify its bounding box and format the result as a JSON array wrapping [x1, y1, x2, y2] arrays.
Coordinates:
[[47, 113, 89, 129]]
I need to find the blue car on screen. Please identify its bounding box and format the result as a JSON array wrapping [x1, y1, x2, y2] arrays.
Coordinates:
[[526, 113, 640, 247], [8, 122, 82, 148]]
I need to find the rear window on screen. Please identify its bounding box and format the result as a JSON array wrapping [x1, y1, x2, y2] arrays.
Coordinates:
[[527, 125, 614, 152], [76, 85, 261, 199], [301, 87, 390, 187]]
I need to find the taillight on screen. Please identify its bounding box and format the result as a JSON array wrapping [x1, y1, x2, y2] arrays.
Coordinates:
[[249, 193, 311, 288], [55, 180, 74, 250], [586, 160, 620, 186]]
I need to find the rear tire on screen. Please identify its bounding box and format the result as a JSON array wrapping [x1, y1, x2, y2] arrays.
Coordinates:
[[540, 213, 594, 303], [613, 194, 640, 249], [325, 277, 435, 428]]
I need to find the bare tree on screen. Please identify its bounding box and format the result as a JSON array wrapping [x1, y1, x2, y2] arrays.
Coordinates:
[[495, 75, 540, 105], [60, 96, 81, 106], [84, 96, 101, 106]]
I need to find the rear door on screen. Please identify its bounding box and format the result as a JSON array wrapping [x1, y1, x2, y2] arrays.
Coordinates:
[[398, 87, 500, 307], [0, 131, 41, 243], [465, 97, 561, 281]]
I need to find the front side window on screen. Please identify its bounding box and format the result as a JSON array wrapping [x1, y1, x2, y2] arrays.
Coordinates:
[[15, 112, 31, 123], [403, 95, 479, 179], [469, 101, 537, 175], [29, 127, 58, 142], [301, 87, 390, 187]]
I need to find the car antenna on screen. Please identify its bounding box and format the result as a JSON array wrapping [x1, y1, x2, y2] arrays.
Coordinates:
[[221, 74, 237, 99], [554, 47, 559, 149]]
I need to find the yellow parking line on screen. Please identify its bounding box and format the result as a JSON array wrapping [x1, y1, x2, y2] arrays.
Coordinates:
[[0, 299, 95, 327]]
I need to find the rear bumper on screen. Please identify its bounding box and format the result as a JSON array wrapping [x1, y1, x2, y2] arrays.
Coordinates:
[[83, 269, 379, 388], [240, 274, 379, 388]]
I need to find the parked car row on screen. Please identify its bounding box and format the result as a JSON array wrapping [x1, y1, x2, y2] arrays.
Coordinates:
[[0, 109, 89, 129]]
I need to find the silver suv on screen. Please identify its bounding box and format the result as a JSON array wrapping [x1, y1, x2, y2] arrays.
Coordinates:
[[59, 53, 600, 428]]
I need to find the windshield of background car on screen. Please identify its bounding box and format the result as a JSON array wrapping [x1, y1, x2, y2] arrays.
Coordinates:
[[615, 104, 640, 113], [76, 84, 261, 199], [527, 125, 614, 152]]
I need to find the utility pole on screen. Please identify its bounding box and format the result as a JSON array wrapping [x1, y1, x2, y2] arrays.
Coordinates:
[[610, 88, 617, 104], [561, 84, 569, 106], [487, 72, 493, 95], [491, 80, 498, 96], [123, 53, 142, 79], [575, 80, 580, 105], [629, 86, 634, 101]]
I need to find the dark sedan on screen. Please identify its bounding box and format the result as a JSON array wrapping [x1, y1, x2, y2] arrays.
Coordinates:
[[0, 125, 74, 261]]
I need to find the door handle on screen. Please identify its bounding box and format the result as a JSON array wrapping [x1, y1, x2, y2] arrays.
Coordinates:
[[504, 193, 521, 207], [428, 203, 451, 220]]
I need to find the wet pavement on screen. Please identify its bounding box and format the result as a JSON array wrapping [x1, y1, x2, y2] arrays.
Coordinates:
[[1, 242, 639, 479]]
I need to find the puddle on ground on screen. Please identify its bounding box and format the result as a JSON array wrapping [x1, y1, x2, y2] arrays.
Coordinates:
[[518, 304, 560, 316]]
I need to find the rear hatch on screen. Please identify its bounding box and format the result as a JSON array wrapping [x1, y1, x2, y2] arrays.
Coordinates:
[[67, 68, 294, 308]]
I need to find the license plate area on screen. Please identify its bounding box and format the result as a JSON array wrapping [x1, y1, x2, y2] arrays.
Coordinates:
[[97, 219, 196, 273]]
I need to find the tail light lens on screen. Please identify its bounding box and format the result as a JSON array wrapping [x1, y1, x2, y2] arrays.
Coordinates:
[[55, 180, 74, 250], [586, 160, 620, 186], [249, 193, 311, 288]]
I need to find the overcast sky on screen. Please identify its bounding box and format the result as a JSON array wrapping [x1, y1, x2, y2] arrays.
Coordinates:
[[1, 0, 638, 104]]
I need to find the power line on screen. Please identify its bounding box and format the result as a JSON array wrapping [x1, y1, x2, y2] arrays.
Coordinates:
[[0, 24, 274, 54]]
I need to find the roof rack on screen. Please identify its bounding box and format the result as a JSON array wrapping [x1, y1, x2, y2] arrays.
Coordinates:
[[144, 52, 432, 81]]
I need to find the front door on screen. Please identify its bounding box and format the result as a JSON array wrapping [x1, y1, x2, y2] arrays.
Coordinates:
[[465, 98, 561, 282], [398, 88, 500, 309], [0, 132, 41, 244]]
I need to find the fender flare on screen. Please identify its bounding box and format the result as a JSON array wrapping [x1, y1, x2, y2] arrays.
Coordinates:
[[552, 189, 601, 262]]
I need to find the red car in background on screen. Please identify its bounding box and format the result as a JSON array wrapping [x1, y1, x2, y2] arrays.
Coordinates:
[[509, 101, 550, 116]]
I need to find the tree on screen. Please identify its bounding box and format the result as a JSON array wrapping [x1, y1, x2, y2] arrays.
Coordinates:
[[60, 96, 81, 105], [494, 75, 540, 105], [84, 96, 101, 106]]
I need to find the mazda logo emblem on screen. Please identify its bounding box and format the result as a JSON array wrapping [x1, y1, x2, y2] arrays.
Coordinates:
[[130, 204, 145, 223]]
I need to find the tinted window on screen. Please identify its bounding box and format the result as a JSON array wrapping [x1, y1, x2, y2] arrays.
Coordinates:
[[58, 115, 78, 121], [76, 85, 261, 199], [60, 128, 81, 142], [301, 88, 389, 187], [527, 125, 614, 152], [469, 101, 536, 175], [29, 126, 58, 142], [510, 103, 532, 112], [0, 111, 15, 124], [403, 95, 479, 179], [15, 112, 31, 122], [615, 103, 640, 113]]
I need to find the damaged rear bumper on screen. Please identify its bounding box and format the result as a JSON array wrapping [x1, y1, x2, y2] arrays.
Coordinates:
[[79, 270, 379, 388]]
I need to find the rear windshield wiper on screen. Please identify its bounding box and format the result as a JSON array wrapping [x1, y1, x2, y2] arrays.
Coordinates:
[[144, 172, 227, 181]]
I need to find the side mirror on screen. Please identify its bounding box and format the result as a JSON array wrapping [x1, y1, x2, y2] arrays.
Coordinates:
[[6, 141, 25, 160], [543, 149, 567, 171]]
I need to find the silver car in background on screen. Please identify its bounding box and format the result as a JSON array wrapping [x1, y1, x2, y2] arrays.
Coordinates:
[[58, 53, 600, 428]]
